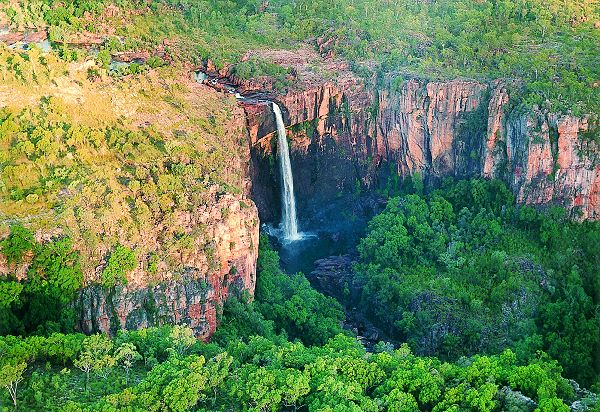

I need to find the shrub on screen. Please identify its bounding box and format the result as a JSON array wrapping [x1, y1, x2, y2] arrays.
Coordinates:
[[101, 245, 137, 288]]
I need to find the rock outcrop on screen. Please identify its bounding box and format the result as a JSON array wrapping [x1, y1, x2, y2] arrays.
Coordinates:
[[242, 56, 599, 221], [77, 193, 259, 339], [0, 64, 260, 339]]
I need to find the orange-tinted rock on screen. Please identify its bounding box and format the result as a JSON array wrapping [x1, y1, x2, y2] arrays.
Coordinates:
[[77, 193, 259, 338], [0, 32, 23, 45], [244, 60, 600, 220], [59, 32, 104, 46], [483, 84, 510, 177], [111, 51, 151, 63], [24, 31, 48, 43], [70, 87, 261, 338]]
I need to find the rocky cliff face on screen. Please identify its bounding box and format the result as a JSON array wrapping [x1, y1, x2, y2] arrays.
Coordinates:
[[76, 193, 259, 339], [0, 64, 260, 339], [244, 61, 599, 221], [70, 77, 262, 339]]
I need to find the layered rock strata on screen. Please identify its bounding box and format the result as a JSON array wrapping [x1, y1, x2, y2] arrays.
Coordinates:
[[244, 71, 599, 221]]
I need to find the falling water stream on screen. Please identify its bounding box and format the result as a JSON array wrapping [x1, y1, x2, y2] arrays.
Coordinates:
[[192, 76, 305, 242], [272, 102, 301, 242]]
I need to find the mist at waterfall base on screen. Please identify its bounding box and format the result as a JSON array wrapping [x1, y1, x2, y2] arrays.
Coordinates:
[[264, 189, 383, 274], [264, 189, 383, 275], [264, 220, 363, 275]]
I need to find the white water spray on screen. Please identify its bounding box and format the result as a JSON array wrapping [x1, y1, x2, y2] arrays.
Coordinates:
[[272, 102, 300, 242]]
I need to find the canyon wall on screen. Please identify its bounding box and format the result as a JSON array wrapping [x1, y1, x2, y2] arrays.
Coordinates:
[[71, 82, 262, 339], [245, 75, 600, 222], [0, 70, 261, 339], [76, 193, 259, 339]]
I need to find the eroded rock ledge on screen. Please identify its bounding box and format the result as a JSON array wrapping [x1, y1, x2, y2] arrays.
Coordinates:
[[242, 61, 599, 220]]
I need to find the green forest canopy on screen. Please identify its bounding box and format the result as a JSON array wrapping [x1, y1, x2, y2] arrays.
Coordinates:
[[355, 179, 600, 388], [0, 234, 598, 411], [1, 0, 599, 115]]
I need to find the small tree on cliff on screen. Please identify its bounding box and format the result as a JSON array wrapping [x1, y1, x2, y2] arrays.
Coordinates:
[[101, 244, 137, 288]]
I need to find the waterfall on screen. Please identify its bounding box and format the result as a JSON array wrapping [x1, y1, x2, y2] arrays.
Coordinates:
[[272, 102, 300, 241]]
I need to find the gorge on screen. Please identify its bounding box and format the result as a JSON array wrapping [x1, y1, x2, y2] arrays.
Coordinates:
[[210, 49, 596, 283], [1, 1, 600, 408], [244, 76, 599, 228]]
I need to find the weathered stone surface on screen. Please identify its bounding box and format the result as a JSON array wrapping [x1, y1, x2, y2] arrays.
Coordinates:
[[309, 255, 356, 303], [568, 379, 599, 411], [111, 51, 151, 63], [78, 278, 214, 338], [77, 193, 259, 338], [242, 55, 599, 220]]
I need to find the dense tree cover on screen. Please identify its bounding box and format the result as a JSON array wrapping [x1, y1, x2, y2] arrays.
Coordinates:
[[253, 236, 345, 345], [2, 0, 598, 118], [0, 213, 597, 410], [0, 286, 596, 410], [0, 225, 82, 335], [212, 236, 345, 347], [355, 179, 600, 388]]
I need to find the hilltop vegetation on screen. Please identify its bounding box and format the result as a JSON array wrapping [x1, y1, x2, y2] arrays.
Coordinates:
[[1, 0, 598, 117]]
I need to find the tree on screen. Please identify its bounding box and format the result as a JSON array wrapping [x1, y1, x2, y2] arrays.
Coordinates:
[[162, 357, 209, 412], [0, 281, 23, 308], [114, 342, 141, 384], [74, 350, 94, 390], [101, 244, 137, 288], [0, 225, 34, 266], [170, 325, 197, 356], [74, 334, 114, 389], [205, 353, 233, 406], [0, 362, 26, 407], [280, 369, 310, 410]]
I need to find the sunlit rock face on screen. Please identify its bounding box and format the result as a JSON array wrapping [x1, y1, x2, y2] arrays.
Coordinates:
[[77, 192, 260, 339], [72, 87, 261, 339], [245, 74, 599, 221]]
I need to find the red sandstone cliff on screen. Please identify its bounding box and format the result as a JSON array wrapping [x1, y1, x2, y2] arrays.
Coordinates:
[[241, 52, 599, 220], [77, 192, 259, 339]]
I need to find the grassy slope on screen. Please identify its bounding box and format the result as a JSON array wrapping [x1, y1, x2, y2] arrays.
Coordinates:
[[0, 45, 248, 282]]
